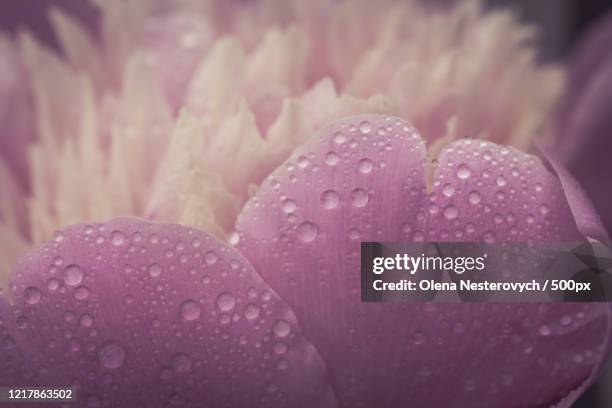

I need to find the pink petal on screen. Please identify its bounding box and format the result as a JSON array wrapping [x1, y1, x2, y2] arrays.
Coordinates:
[[0, 37, 34, 190], [2, 217, 336, 408], [236, 115, 611, 406], [237, 115, 428, 407], [429, 139, 581, 243], [539, 145, 610, 243], [558, 12, 612, 237]]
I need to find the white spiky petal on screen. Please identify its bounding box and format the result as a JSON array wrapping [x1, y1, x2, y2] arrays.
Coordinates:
[[0, 0, 564, 287]]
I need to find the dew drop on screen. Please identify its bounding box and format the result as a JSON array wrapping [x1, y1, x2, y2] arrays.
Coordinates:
[[443, 205, 458, 220], [148, 263, 163, 278], [110, 231, 126, 246], [325, 151, 339, 166], [273, 342, 288, 355], [333, 132, 346, 144], [80, 314, 93, 327], [97, 342, 126, 369], [64, 265, 84, 286], [320, 190, 340, 209], [296, 156, 310, 169], [442, 184, 455, 197], [204, 251, 219, 265], [171, 353, 192, 373], [277, 358, 289, 370], [483, 231, 496, 244], [273, 319, 291, 338], [358, 159, 373, 174], [359, 120, 372, 134], [24, 287, 42, 305], [216, 292, 236, 312], [496, 175, 507, 187], [47, 278, 60, 291], [456, 164, 471, 180], [297, 222, 318, 242], [281, 199, 297, 214], [74, 286, 90, 300], [350, 188, 369, 208], [560, 315, 573, 326], [244, 303, 260, 320], [538, 325, 551, 336], [180, 300, 201, 321], [468, 191, 481, 205]]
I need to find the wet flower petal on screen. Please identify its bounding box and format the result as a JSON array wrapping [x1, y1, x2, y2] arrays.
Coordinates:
[[1, 217, 336, 408], [539, 147, 610, 243], [429, 139, 581, 243], [236, 115, 611, 406], [236, 115, 428, 407]]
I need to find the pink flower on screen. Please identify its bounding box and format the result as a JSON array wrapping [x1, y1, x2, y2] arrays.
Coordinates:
[[0, 1, 610, 407]]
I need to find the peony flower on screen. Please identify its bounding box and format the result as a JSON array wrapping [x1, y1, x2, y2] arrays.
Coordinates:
[[1, 0, 611, 407]]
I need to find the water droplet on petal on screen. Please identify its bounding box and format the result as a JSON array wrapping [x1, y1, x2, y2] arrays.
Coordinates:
[[350, 188, 369, 207], [281, 199, 297, 214], [297, 156, 310, 169], [359, 120, 372, 134], [244, 303, 260, 320], [538, 325, 551, 336], [483, 231, 496, 244], [204, 251, 219, 265], [443, 205, 458, 220], [97, 342, 126, 369], [273, 320, 291, 337], [325, 151, 339, 166], [47, 278, 60, 291], [216, 292, 236, 312], [442, 184, 455, 197], [333, 132, 346, 144], [180, 300, 201, 321], [64, 265, 84, 286], [320, 190, 340, 209], [297, 222, 318, 242], [358, 159, 373, 174], [74, 286, 90, 300], [24, 287, 42, 305], [171, 353, 192, 374], [148, 263, 163, 278], [456, 164, 471, 180], [80, 314, 93, 327], [468, 191, 481, 205], [110, 231, 126, 246]]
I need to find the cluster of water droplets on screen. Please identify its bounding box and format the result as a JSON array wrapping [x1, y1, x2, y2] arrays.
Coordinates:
[[241, 116, 424, 251], [229, 116, 610, 406], [426, 139, 568, 243], [4, 220, 325, 406]]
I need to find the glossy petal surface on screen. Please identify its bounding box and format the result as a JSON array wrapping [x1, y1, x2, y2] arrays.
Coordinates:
[[2, 217, 336, 408], [236, 115, 611, 407]]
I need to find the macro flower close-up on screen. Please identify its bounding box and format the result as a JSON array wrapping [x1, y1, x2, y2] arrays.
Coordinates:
[[1, 0, 612, 407]]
